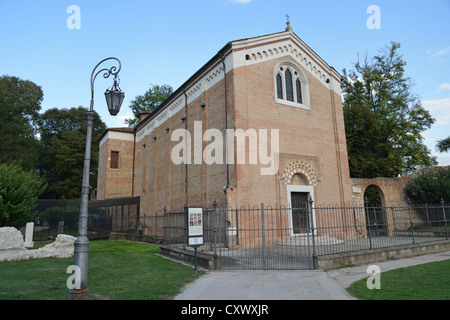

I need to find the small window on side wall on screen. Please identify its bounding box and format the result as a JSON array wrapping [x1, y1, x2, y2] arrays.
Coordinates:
[[110, 151, 119, 169]]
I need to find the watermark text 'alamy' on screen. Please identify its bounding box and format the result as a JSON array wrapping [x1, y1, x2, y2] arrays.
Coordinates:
[[171, 121, 279, 176]]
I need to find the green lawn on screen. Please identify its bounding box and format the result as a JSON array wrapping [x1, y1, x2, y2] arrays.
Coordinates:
[[0, 240, 202, 300], [347, 259, 450, 300]]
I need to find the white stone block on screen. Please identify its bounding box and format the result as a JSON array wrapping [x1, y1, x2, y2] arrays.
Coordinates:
[[0, 227, 24, 250], [0, 227, 29, 262], [24, 222, 34, 248], [29, 234, 76, 259], [0, 227, 75, 262]]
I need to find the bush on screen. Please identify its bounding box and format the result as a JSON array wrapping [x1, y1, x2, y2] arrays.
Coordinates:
[[404, 168, 450, 204], [0, 164, 47, 228]]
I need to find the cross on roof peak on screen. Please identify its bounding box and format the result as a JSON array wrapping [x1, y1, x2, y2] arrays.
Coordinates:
[[285, 14, 292, 32]]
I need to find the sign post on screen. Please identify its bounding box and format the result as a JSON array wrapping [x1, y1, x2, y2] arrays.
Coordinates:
[[186, 207, 204, 273]]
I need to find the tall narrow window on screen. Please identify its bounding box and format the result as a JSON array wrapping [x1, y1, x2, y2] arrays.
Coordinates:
[[285, 69, 294, 102], [276, 74, 283, 99], [110, 151, 119, 169], [274, 62, 309, 109], [296, 79, 302, 104]]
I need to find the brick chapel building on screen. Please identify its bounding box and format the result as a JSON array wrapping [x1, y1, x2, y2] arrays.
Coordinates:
[[97, 22, 355, 234]]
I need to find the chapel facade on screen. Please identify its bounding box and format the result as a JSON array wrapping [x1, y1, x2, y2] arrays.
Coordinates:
[[97, 24, 354, 230]]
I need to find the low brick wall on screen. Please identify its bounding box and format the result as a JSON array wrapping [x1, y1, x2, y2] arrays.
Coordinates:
[[159, 245, 217, 270], [109, 232, 163, 244], [317, 240, 450, 270]]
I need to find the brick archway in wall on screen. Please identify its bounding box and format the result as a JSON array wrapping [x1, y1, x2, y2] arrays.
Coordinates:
[[363, 184, 386, 206], [351, 177, 407, 207], [350, 166, 450, 208]]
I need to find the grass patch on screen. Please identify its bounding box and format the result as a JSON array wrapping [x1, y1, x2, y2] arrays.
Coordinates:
[[347, 259, 450, 300], [0, 240, 202, 300]]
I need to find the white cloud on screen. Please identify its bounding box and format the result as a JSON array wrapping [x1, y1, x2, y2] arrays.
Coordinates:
[[435, 82, 450, 92], [427, 46, 450, 62], [435, 47, 450, 56], [107, 111, 134, 128], [229, 0, 253, 3], [423, 97, 450, 125]]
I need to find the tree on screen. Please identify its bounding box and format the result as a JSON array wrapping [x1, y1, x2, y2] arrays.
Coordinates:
[[436, 136, 450, 153], [125, 84, 173, 126], [0, 164, 47, 228], [404, 168, 450, 204], [0, 75, 43, 170], [341, 42, 437, 178], [38, 107, 106, 199]]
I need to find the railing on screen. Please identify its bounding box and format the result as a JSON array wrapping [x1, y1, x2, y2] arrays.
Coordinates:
[[312, 201, 449, 256], [32, 198, 449, 270], [32, 197, 140, 242], [161, 201, 449, 270]]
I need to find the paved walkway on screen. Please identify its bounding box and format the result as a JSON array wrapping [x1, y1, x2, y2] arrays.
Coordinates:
[[174, 250, 450, 300]]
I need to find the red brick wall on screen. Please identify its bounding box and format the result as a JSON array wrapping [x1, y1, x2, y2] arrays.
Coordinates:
[[230, 55, 353, 209], [97, 132, 134, 200], [351, 166, 450, 207]]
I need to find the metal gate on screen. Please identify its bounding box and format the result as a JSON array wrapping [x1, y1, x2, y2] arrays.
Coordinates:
[[164, 203, 315, 270], [213, 204, 315, 270]]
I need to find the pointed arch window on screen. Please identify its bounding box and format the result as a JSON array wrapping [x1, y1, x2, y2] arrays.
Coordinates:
[[275, 61, 310, 110], [296, 79, 302, 104], [285, 69, 294, 102], [276, 74, 283, 99]]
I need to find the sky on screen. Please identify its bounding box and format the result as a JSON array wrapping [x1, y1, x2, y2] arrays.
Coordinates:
[[0, 0, 449, 165]]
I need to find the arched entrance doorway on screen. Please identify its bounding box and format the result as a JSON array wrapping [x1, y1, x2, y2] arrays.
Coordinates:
[[363, 185, 387, 237], [287, 173, 316, 235]]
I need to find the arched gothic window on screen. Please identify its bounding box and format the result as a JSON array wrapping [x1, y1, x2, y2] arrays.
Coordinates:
[[296, 79, 302, 104], [276, 74, 283, 99], [275, 61, 309, 110], [285, 69, 293, 102]]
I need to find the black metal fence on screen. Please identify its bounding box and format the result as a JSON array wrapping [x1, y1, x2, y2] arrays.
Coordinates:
[[31, 198, 449, 270], [32, 197, 140, 242], [161, 201, 449, 270], [33, 200, 80, 241], [312, 201, 449, 256]]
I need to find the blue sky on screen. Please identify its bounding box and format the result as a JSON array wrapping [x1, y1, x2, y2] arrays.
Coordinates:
[[0, 0, 449, 165]]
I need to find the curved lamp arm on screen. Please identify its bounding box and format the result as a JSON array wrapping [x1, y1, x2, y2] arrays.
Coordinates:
[[89, 57, 122, 111]]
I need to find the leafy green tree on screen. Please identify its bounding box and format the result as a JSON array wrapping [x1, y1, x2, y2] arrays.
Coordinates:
[[125, 84, 173, 126], [38, 107, 106, 199], [0, 164, 47, 228], [0, 75, 43, 170], [404, 168, 450, 204], [436, 136, 450, 153], [342, 42, 437, 178]]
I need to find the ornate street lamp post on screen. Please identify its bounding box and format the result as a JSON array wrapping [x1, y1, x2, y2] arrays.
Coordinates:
[[68, 57, 124, 300]]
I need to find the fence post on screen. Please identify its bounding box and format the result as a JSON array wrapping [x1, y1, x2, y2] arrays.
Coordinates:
[[163, 207, 167, 244], [143, 213, 146, 236], [390, 207, 396, 236], [364, 197, 373, 250], [425, 203, 431, 231], [155, 212, 159, 238], [308, 195, 317, 270], [407, 198, 415, 244], [183, 204, 187, 250], [441, 198, 449, 240], [213, 200, 218, 270], [261, 203, 266, 270]]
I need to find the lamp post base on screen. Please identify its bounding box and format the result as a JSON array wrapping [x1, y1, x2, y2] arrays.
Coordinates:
[[70, 236, 90, 300], [68, 288, 89, 300]]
